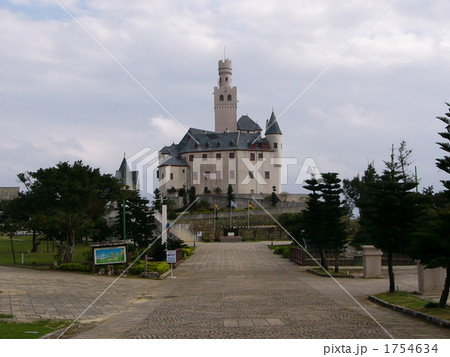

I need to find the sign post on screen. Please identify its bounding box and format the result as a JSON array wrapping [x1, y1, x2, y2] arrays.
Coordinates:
[[166, 250, 177, 279]]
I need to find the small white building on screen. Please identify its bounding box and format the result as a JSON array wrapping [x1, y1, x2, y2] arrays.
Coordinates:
[[158, 58, 283, 198]]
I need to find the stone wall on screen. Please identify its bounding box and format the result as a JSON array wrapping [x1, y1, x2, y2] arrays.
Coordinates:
[[0, 187, 20, 201]]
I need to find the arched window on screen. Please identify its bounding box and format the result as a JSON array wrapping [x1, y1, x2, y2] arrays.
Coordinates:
[[219, 95, 224, 101], [227, 94, 232, 101]]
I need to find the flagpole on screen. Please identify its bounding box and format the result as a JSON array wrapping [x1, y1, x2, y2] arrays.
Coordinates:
[[230, 204, 232, 227], [247, 201, 250, 229]]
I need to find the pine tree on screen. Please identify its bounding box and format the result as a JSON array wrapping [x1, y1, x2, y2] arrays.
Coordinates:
[[361, 143, 421, 292], [410, 104, 450, 306], [320, 173, 347, 273], [302, 177, 328, 270]]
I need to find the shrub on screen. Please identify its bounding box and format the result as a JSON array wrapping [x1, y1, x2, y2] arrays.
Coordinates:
[[128, 262, 170, 276], [156, 262, 170, 275], [167, 211, 178, 220], [282, 247, 291, 259], [128, 264, 145, 275], [57, 263, 90, 272]]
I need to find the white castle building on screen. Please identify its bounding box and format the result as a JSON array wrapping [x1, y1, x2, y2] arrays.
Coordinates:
[[157, 58, 283, 197]]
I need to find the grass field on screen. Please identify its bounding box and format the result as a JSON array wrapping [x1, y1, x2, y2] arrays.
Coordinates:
[[0, 235, 91, 267], [0, 318, 71, 339], [375, 291, 450, 320]]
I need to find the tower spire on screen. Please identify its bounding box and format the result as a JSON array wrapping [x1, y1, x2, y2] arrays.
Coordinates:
[[214, 58, 237, 133]]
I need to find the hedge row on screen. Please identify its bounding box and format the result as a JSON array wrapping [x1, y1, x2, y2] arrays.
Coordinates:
[[273, 246, 291, 259]]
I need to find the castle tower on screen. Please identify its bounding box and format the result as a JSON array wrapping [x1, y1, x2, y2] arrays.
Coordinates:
[[265, 111, 283, 193], [214, 59, 237, 133]]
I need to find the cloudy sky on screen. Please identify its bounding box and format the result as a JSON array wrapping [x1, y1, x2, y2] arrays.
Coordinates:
[[1, 0, 450, 195]]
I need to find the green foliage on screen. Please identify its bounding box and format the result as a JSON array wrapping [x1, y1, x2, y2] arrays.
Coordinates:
[[196, 199, 211, 212], [271, 186, 280, 207], [188, 186, 197, 211], [56, 263, 90, 272], [167, 211, 178, 220], [182, 247, 193, 258], [273, 245, 290, 258], [358, 142, 422, 292], [167, 236, 186, 250], [153, 188, 162, 212], [227, 184, 234, 207], [277, 212, 303, 241], [0, 319, 71, 339], [127, 261, 169, 276], [302, 173, 347, 272], [114, 190, 156, 247], [15, 161, 122, 263], [155, 262, 170, 275]]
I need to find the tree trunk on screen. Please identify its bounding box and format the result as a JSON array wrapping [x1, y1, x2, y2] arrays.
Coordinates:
[[31, 229, 39, 253], [9, 234, 16, 264], [63, 228, 75, 263], [439, 266, 450, 308], [387, 250, 395, 292], [319, 246, 328, 271], [334, 249, 339, 273]]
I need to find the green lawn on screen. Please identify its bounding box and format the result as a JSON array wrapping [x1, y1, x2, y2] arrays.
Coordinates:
[[0, 235, 91, 267], [0, 319, 71, 339], [375, 291, 450, 320]]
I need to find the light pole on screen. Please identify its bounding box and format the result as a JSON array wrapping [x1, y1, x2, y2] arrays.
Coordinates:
[[122, 200, 126, 240]]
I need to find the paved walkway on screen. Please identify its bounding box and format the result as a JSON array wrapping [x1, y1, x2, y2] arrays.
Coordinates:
[[1, 242, 449, 339]]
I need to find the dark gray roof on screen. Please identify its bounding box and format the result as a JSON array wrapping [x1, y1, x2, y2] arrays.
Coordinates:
[[265, 111, 282, 135], [177, 128, 271, 153], [158, 127, 273, 167], [237, 115, 262, 132], [118, 157, 130, 176]]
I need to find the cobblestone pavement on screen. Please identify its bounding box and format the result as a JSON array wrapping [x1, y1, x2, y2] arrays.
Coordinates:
[[0, 266, 160, 323], [72, 242, 450, 339]]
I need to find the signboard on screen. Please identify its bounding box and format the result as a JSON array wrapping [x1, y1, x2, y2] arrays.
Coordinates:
[[94, 246, 126, 265], [197, 231, 202, 237], [166, 250, 177, 264]]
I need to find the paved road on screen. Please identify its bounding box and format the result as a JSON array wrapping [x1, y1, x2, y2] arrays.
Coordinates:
[[78, 243, 449, 339], [1, 242, 449, 339]]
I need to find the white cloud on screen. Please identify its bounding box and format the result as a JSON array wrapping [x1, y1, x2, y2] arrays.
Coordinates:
[[1, 0, 450, 195]]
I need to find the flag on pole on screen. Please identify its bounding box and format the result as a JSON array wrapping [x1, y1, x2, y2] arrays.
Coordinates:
[[230, 200, 238, 209], [214, 202, 219, 210], [248, 201, 254, 209]]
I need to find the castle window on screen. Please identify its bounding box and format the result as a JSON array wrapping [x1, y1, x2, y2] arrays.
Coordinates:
[[258, 153, 263, 160], [248, 171, 254, 179], [189, 155, 194, 162], [220, 95, 224, 101], [156, 170, 159, 179], [250, 153, 256, 161], [202, 154, 207, 161], [182, 169, 185, 173], [230, 170, 235, 179], [273, 143, 278, 149], [216, 153, 222, 159], [216, 171, 222, 180], [265, 171, 270, 179], [194, 143, 199, 148], [226, 77, 228, 81], [229, 152, 235, 159], [170, 173, 174, 180], [227, 94, 232, 101]]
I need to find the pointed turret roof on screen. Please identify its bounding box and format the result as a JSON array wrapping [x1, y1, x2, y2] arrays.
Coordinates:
[[265, 111, 282, 135], [118, 156, 131, 177]]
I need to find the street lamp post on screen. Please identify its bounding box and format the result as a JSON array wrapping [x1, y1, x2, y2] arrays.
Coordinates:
[[122, 200, 126, 240]]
